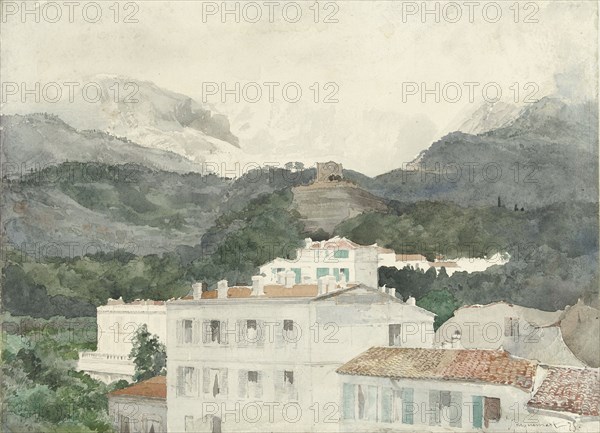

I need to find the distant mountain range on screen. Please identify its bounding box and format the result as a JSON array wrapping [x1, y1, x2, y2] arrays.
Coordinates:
[[1, 76, 598, 256]]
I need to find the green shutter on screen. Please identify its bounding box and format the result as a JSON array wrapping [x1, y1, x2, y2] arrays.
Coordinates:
[[291, 268, 301, 284], [381, 388, 393, 423], [333, 268, 340, 281], [473, 395, 483, 429], [342, 268, 350, 281], [317, 268, 330, 278], [402, 388, 414, 424], [342, 383, 355, 420], [334, 249, 349, 258]]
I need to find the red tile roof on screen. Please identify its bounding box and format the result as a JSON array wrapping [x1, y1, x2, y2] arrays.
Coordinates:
[[109, 376, 166, 400], [336, 347, 537, 391], [396, 254, 428, 261], [429, 261, 459, 268], [528, 367, 599, 416], [200, 284, 324, 299]]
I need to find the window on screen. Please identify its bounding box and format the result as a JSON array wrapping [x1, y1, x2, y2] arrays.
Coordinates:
[[504, 317, 519, 338], [484, 397, 501, 427], [210, 320, 220, 344], [184, 416, 194, 432], [246, 320, 257, 341], [239, 370, 262, 398], [284, 370, 294, 386], [283, 320, 296, 342], [203, 368, 228, 397], [183, 320, 193, 344], [389, 324, 402, 346], [316, 268, 330, 278], [177, 366, 197, 397], [291, 268, 301, 284], [120, 416, 130, 433], [340, 268, 350, 281], [357, 385, 378, 421], [334, 249, 349, 259]]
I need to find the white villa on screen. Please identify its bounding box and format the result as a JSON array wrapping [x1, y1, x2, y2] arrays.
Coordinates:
[[165, 277, 435, 433], [259, 237, 379, 288], [77, 298, 167, 383]]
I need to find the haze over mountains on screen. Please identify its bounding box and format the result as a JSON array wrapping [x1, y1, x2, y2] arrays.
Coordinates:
[[1, 77, 598, 256]]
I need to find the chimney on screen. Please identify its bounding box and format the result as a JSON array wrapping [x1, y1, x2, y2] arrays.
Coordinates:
[[450, 330, 462, 349], [217, 280, 228, 299], [317, 276, 328, 295], [388, 287, 396, 298], [406, 296, 416, 306], [327, 275, 337, 293], [284, 271, 296, 288], [251, 275, 265, 297], [192, 282, 204, 300]]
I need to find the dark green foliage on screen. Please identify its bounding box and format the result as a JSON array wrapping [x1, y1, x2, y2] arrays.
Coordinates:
[[416, 289, 461, 330], [191, 189, 306, 286], [336, 202, 598, 259], [129, 324, 167, 383], [1, 315, 115, 432]]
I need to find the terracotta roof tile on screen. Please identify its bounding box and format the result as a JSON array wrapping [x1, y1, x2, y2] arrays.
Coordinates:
[[528, 367, 599, 416], [336, 347, 537, 391], [396, 254, 428, 261], [200, 284, 319, 299], [109, 376, 166, 400]]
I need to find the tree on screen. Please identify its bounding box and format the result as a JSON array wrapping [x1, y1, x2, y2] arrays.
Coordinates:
[[129, 325, 166, 382]]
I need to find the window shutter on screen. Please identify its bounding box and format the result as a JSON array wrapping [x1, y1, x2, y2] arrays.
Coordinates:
[[257, 320, 265, 347], [274, 370, 284, 400], [238, 370, 247, 398], [472, 396, 483, 429], [237, 320, 246, 346], [220, 321, 228, 345], [176, 320, 183, 345], [176, 367, 184, 396], [221, 368, 228, 396], [193, 320, 201, 345], [402, 388, 414, 425], [450, 391, 462, 428], [202, 368, 210, 394], [504, 317, 512, 337], [256, 371, 263, 399], [429, 390, 441, 426], [381, 387, 393, 423], [342, 383, 355, 420], [202, 321, 210, 344]]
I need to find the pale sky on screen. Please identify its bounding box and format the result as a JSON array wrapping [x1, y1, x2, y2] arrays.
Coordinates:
[[1, 0, 598, 175]]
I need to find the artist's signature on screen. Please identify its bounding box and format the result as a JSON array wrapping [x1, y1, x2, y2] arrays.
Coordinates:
[[512, 421, 575, 431]]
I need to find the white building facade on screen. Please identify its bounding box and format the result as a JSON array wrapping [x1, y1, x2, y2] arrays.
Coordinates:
[[78, 299, 167, 383], [259, 237, 379, 289], [165, 279, 435, 433]]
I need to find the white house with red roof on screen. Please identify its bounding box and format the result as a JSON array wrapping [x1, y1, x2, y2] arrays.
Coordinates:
[[336, 346, 600, 432], [165, 279, 435, 433]]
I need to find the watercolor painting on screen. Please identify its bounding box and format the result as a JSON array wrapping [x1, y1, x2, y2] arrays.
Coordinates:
[[1, 1, 598, 432]]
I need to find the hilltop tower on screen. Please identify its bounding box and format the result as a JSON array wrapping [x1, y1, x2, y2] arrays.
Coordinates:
[[315, 161, 343, 183]]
